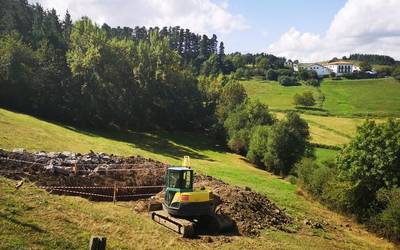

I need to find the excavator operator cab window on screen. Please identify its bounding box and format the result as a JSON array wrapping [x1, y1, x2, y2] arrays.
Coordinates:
[[167, 169, 193, 190]]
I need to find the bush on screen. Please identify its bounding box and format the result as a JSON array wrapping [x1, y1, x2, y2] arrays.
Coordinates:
[[234, 67, 245, 79], [227, 128, 250, 154], [278, 75, 298, 86], [296, 159, 336, 197], [293, 91, 315, 106], [276, 68, 293, 77], [337, 120, 400, 200], [224, 100, 275, 154], [392, 66, 400, 81], [375, 66, 393, 78], [266, 69, 278, 81], [263, 112, 310, 175], [246, 125, 269, 166], [371, 188, 400, 241], [305, 79, 319, 87]]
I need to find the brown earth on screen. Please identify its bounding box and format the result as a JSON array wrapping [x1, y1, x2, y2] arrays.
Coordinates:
[[0, 149, 292, 236]]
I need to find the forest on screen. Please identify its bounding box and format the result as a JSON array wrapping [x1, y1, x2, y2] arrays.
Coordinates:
[[0, 0, 288, 131]]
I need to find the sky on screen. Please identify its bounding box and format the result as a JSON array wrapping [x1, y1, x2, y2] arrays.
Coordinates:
[[29, 0, 400, 61]]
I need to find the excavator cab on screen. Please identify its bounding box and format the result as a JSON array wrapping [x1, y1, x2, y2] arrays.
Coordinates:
[[164, 167, 193, 206], [162, 167, 214, 217]]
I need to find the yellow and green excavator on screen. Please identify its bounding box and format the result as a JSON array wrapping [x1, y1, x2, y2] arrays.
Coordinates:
[[149, 157, 233, 237]]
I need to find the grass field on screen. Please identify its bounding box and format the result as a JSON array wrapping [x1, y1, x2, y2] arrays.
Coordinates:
[[321, 78, 400, 116], [242, 77, 400, 117], [242, 79, 321, 110], [0, 108, 396, 249], [243, 77, 399, 147]]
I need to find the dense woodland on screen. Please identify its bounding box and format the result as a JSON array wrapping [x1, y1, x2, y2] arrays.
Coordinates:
[[0, 0, 288, 130]]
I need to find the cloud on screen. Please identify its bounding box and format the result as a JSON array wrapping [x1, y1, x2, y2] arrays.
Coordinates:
[[267, 0, 400, 61], [29, 0, 248, 35]]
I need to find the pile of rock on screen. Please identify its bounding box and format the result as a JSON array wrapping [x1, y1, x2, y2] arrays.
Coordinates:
[[0, 149, 167, 199]]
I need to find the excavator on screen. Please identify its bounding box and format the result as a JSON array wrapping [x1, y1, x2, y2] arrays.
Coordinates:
[[149, 156, 233, 237]]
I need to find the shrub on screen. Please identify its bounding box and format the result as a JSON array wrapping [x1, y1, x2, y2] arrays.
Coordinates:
[[247, 125, 269, 166], [337, 120, 400, 200], [276, 68, 293, 77], [227, 128, 250, 154], [263, 112, 310, 175], [293, 91, 316, 106], [224, 100, 275, 154], [216, 81, 247, 121], [392, 66, 400, 81], [234, 67, 245, 79], [278, 75, 297, 86], [371, 188, 400, 241], [305, 79, 319, 87], [266, 69, 278, 81], [296, 159, 336, 198]]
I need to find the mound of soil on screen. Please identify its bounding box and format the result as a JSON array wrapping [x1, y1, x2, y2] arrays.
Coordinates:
[[194, 175, 292, 236], [1, 149, 292, 236], [0, 149, 167, 199]]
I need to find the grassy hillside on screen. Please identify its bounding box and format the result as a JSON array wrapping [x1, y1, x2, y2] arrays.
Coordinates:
[[243, 77, 399, 146], [243, 78, 400, 117], [242, 79, 321, 110], [0, 108, 396, 249], [321, 78, 400, 116]]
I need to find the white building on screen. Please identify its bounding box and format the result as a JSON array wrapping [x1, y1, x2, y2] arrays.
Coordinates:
[[324, 61, 357, 76], [293, 63, 332, 77]]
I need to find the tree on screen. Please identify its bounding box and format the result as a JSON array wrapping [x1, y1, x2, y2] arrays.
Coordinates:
[[234, 67, 245, 79], [62, 10, 73, 43], [278, 75, 297, 86], [392, 66, 400, 81], [360, 61, 372, 72], [215, 80, 247, 122], [224, 101, 275, 154], [305, 79, 319, 87], [247, 125, 269, 166], [293, 91, 316, 106], [336, 119, 400, 218], [266, 69, 278, 81], [0, 32, 37, 111], [256, 57, 269, 69], [263, 112, 310, 175]]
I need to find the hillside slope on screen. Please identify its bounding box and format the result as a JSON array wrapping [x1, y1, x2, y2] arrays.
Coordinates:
[[0, 108, 396, 249], [242, 77, 400, 117]]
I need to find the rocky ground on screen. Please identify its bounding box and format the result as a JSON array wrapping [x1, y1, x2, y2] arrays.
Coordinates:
[[0, 148, 167, 199], [0, 149, 292, 236]]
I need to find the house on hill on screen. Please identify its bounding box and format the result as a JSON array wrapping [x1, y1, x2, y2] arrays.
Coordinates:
[[324, 61, 358, 76], [293, 60, 359, 77], [293, 63, 332, 77]]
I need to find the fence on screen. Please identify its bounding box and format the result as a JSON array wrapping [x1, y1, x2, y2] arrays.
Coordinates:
[[0, 156, 167, 202]]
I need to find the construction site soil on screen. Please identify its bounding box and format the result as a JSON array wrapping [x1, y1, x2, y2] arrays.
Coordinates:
[[0, 149, 292, 236]]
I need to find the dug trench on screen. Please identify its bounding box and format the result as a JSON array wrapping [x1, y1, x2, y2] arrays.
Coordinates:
[[0, 149, 292, 237]]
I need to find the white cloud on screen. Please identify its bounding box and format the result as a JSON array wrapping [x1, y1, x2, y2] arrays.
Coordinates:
[[29, 0, 248, 35], [268, 0, 400, 61]]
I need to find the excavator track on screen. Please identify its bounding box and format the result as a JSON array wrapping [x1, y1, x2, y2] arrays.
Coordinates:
[[150, 210, 194, 237]]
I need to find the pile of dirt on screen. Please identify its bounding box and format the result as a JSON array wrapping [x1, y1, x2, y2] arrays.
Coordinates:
[[194, 175, 292, 236], [0, 148, 167, 199], [1, 148, 292, 236], [134, 174, 292, 236]]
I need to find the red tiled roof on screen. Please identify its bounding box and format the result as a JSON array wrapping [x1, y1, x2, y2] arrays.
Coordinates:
[[326, 61, 353, 65]]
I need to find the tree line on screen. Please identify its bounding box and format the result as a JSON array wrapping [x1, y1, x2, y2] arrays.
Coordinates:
[[0, 0, 231, 130], [349, 53, 398, 66], [296, 119, 400, 241]]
